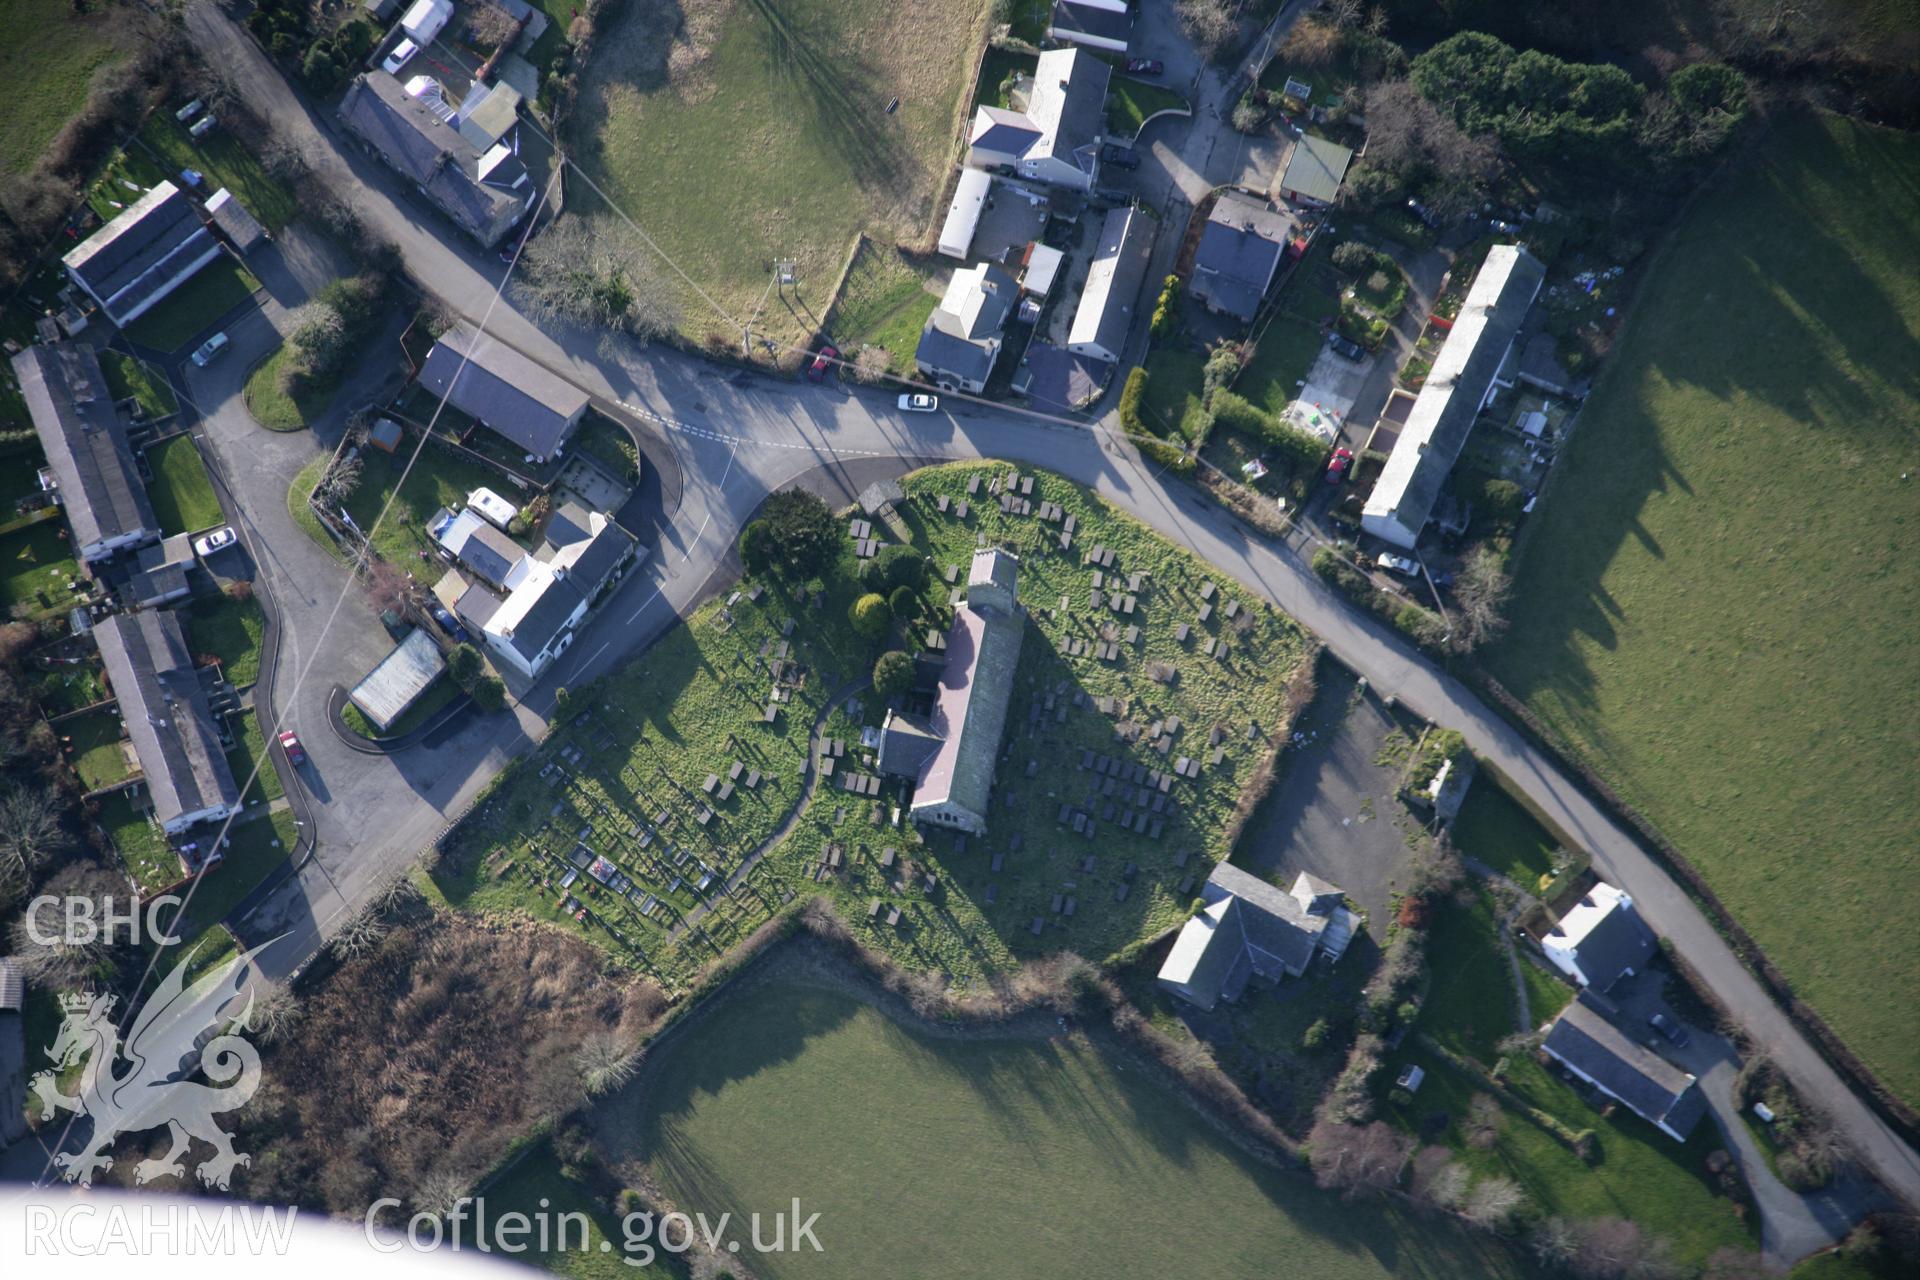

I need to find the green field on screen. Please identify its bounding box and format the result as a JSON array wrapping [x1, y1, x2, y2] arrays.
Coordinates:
[[186, 593, 267, 687], [144, 435, 224, 536], [478, 1143, 689, 1278], [0, 516, 80, 613], [597, 975, 1532, 1280], [0, 0, 123, 173], [122, 257, 260, 353], [100, 349, 177, 420], [1486, 113, 1920, 1105], [1106, 74, 1187, 139], [572, 0, 987, 347]]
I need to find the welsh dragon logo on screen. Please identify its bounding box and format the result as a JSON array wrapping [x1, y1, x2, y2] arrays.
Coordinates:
[[30, 942, 263, 1190]]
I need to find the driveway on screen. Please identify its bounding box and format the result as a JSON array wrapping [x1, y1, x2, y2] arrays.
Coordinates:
[[173, 0, 1920, 1234]]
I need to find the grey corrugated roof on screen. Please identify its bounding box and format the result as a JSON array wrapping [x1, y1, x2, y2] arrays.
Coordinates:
[[1067, 204, 1154, 357], [1206, 861, 1329, 977], [418, 322, 590, 459], [0, 957, 25, 1011], [349, 628, 447, 731], [1544, 992, 1703, 1137], [93, 611, 239, 829], [14, 343, 158, 559], [337, 73, 525, 247], [1363, 246, 1545, 541], [1049, 0, 1133, 43], [62, 181, 222, 322], [1191, 192, 1290, 322]]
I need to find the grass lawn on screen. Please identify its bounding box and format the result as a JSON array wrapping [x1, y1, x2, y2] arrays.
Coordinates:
[[224, 710, 284, 803], [99, 349, 177, 419], [478, 1142, 690, 1278], [1139, 347, 1209, 440], [826, 243, 943, 374], [1451, 778, 1562, 887], [572, 0, 987, 348], [134, 113, 298, 232], [600, 975, 1533, 1280], [179, 809, 296, 933], [121, 256, 260, 354], [1236, 312, 1334, 416], [243, 345, 334, 432], [1106, 75, 1187, 139], [287, 454, 348, 562], [64, 709, 133, 792], [144, 435, 224, 536], [34, 661, 107, 715], [98, 790, 177, 894], [1485, 113, 1920, 1106], [344, 445, 520, 567], [186, 592, 266, 687], [0, 516, 81, 613], [0, 0, 122, 173]]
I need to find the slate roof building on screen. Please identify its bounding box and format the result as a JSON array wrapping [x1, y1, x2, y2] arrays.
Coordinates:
[[1048, 0, 1133, 53], [454, 80, 524, 152], [337, 72, 528, 249], [124, 534, 198, 610], [14, 342, 160, 564], [1542, 992, 1707, 1141], [417, 322, 591, 461], [431, 506, 530, 591], [878, 548, 1023, 835], [1541, 881, 1657, 993], [1157, 862, 1358, 1010], [915, 262, 1017, 393], [1362, 246, 1546, 549], [0, 956, 24, 1150], [1189, 190, 1293, 322], [203, 188, 268, 255], [965, 48, 1109, 190], [1277, 134, 1353, 206], [93, 611, 240, 835], [62, 181, 225, 326], [475, 510, 640, 681], [1066, 204, 1155, 363]]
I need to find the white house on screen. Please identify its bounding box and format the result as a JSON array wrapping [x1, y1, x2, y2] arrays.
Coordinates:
[[915, 262, 1017, 393], [1066, 204, 1155, 363], [1541, 881, 1656, 993], [938, 168, 993, 260], [965, 49, 1109, 191]]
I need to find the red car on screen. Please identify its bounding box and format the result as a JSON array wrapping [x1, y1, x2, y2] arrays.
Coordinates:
[[807, 346, 839, 381], [1125, 58, 1163, 76], [1325, 447, 1354, 485], [277, 730, 307, 767]]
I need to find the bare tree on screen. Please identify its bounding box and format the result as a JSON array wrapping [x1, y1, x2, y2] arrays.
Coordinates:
[[1325, 0, 1362, 29], [1411, 1146, 1468, 1209], [1465, 1092, 1502, 1149], [0, 784, 67, 878], [1309, 1118, 1412, 1198], [8, 863, 122, 986], [1570, 1216, 1679, 1279], [411, 1165, 472, 1218], [363, 558, 413, 616], [1530, 1216, 1578, 1267], [1173, 0, 1236, 60], [330, 904, 390, 961], [1701, 1248, 1769, 1280], [1463, 1174, 1525, 1230], [1356, 80, 1500, 204], [514, 214, 678, 342], [1365, 5, 1388, 36], [1277, 16, 1344, 68], [241, 983, 303, 1046], [575, 1030, 640, 1096], [314, 452, 363, 509], [464, 2, 520, 48], [849, 345, 891, 384], [1451, 546, 1513, 652]]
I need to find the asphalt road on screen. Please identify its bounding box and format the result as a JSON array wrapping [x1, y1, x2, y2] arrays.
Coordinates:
[[180, 0, 1920, 1228]]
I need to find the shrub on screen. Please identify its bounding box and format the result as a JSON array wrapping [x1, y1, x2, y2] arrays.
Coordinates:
[[1303, 1018, 1330, 1051], [758, 490, 837, 578], [1479, 477, 1525, 523], [445, 644, 482, 690], [470, 677, 505, 712], [1208, 389, 1268, 436], [1202, 345, 1241, 397], [872, 650, 914, 700], [866, 543, 926, 593], [1332, 240, 1374, 272], [848, 593, 891, 641], [1149, 275, 1181, 338], [738, 519, 774, 575], [887, 585, 917, 620], [1117, 367, 1149, 437]]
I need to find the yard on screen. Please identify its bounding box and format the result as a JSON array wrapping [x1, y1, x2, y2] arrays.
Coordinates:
[[243, 345, 334, 432], [64, 708, 133, 792], [595, 974, 1533, 1280], [570, 0, 988, 349], [186, 592, 267, 687], [1138, 347, 1210, 441], [143, 435, 224, 536], [33, 660, 107, 716], [826, 243, 944, 375], [98, 790, 177, 894], [0, 516, 81, 616], [1105, 74, 1187, 140], [134, 113, 298, 233], [342, 445, 524, 567], [224, 709, 284, 804], [0, 0, 123, 173], [100, 349, 177, 420], [121, 256, 260, 354], [175, 809, 296, 936], [1484, 112, 1920, 1107], [1450, 777, 1563, 888]]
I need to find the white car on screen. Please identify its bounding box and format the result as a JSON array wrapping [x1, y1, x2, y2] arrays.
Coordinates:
[[190, 332, 229, 367], [1375, 552, 1419, 577], [898, 393, 939, 413], [194, 527, 237, 558], [382, 38, 419, 75]]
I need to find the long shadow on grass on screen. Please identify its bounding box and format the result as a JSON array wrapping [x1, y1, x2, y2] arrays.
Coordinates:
[[742, 0, 914, 197]]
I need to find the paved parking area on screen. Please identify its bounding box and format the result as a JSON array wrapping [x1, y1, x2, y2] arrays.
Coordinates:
[[1233, 660, 1427, 924]]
